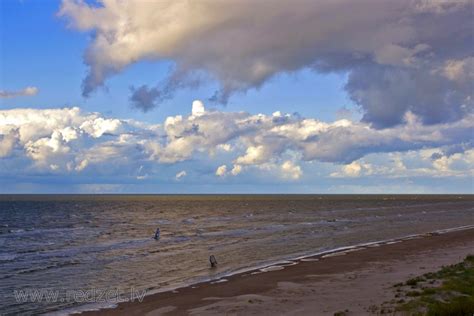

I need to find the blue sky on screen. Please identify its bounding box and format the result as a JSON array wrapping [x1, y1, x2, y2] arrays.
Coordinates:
[[0, 0, 472, 193], [0, 0, 354, 121]]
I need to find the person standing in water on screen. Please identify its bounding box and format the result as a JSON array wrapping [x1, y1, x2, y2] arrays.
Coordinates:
[[210, 255, 217, 267]]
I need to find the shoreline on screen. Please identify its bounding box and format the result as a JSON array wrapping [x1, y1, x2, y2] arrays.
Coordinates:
[[74, 225, 474, 315]]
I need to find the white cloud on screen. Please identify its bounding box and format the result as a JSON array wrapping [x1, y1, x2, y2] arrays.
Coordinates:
[[439, 57, 474, 83], [175, 170, 187, 180], [0, 107, 143, 172], [215, 165, 227, 177], [79, 117, 122, 138], [24, 87, 38, 95], [217, 144, 232, 152], [0, 131, 17, 158], [191, 100, 205, 117], [59, 0, 473, 126], [75, 159, 88, 171], [0, 101, 472, 182], [328, 147, 474, 179], [280, 161, 302, 180], [340, 162, 362, 177], [231, 164, 242, 176], [330, 161, 373, 178], [216, 164, 242, 177], [135, 165, 149, 180], [0, 86, 39, 98], [235, 145, 269, 165]]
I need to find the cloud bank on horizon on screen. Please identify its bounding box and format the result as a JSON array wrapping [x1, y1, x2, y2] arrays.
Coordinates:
[[1, 101, 473, 192], [59, 0, 473, 127]]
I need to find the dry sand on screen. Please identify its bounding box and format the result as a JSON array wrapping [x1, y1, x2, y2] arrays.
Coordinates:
[[83, 228, 474, 315]]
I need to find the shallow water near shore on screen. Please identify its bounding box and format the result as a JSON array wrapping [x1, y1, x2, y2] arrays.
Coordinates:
[[0, 194, 473, 315]]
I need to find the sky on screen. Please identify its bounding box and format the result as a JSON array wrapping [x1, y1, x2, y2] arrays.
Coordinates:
[[0, 0, 473, 194]]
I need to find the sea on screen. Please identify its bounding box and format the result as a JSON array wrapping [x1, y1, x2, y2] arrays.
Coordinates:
[[0, 195, 473, 315]]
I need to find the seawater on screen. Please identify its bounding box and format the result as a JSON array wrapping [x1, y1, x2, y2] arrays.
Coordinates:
[[0, 195, 473, 315]]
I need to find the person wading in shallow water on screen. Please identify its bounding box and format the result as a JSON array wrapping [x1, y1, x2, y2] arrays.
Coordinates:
[[210, 255, 217, 268]]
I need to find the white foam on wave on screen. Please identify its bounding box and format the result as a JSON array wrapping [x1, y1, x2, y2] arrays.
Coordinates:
[[322, 252, 347, 258], [210, 278, 228, 284], [45, 302, 119, 316], [216, 224, 474, 287], [260, 266, 285, 272]]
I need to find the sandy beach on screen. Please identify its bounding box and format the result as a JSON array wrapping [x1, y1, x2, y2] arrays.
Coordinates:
[[82, 227, 474, 315]]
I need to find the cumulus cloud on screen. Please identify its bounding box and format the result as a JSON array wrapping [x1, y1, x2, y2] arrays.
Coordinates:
[[0, 107, 135, 172], [0, 131, 17, 157], [330, 147, 474, 180], [215, 165, 227, 177], [1, 101, 473, 184], [192, 100, 205, 116], [0, 86, 39, 98], [330, 161, 372, 178], [230, 164, 242, 176], [280, 161, 302, 180], [215, 164, 243, 177], [440, 57, 474, 83], [59, 0, 473, 124], [235, 145, 270, 165]]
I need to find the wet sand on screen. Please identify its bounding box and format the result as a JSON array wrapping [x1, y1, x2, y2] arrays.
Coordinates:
[[84, 227, 474, 315]]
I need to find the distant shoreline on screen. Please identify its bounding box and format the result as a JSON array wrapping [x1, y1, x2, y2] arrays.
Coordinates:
[[2, 193, 473, 195], [1, 194, 472, 201], [79, 226, 474, 315]]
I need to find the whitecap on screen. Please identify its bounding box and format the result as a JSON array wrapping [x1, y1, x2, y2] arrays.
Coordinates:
[[260, 266, 284, 272]]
